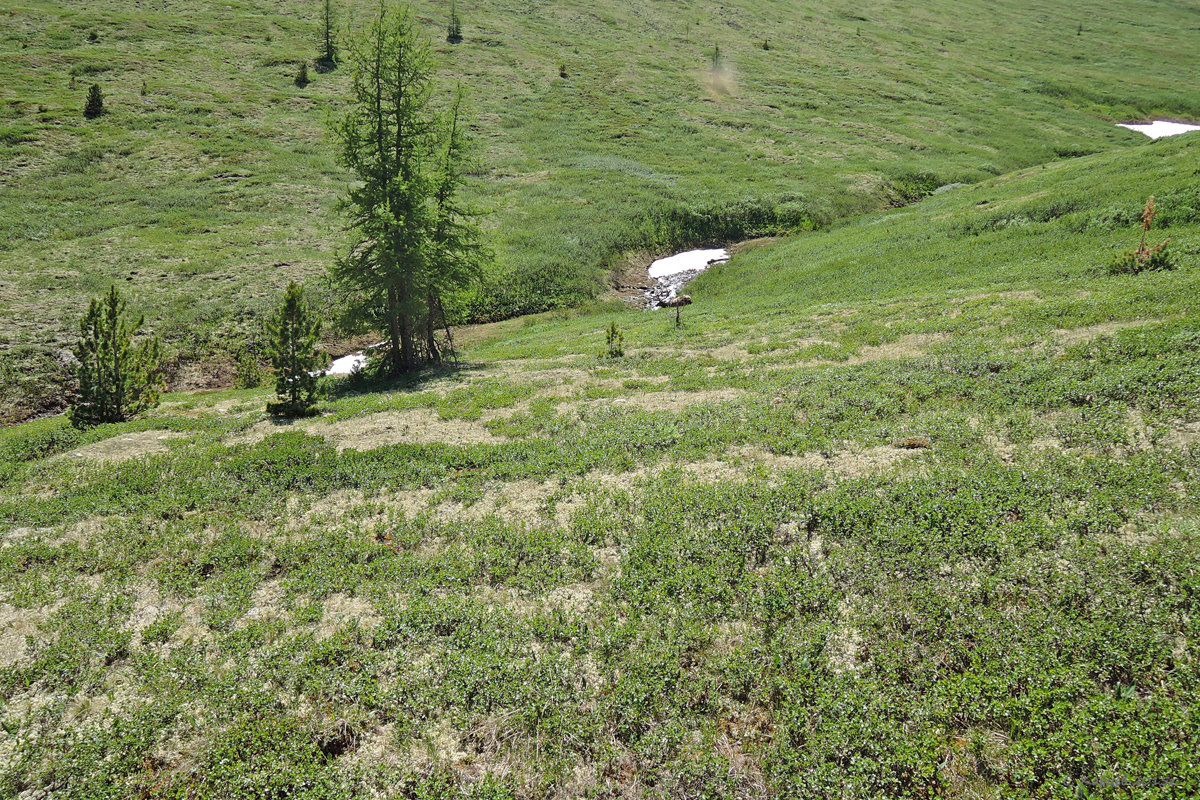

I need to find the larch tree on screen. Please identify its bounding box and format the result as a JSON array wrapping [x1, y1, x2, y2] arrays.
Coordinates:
[[330, 2, 484, 375], [318, 0, 338, 70]]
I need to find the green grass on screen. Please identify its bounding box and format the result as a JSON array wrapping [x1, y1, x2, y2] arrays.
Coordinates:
[[2, 132, 1199, 796], [4, 0, 1200, 419]]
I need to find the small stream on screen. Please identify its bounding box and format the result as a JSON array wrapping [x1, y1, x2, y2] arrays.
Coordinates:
[[644, 248, 729, 309]]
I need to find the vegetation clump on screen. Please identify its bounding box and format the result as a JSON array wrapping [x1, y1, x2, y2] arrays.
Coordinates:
[[234, 349, 265, 389], [69, 286, 163, 426], [604, 320, 624, 357], [265, 281, 324, 417], [294, 61, 309, 87], [83, 83, 103, 118], [1108, 195, 1174, 274]]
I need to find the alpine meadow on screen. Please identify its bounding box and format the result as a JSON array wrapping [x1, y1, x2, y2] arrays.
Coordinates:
[[1, 0, 1199, 798]]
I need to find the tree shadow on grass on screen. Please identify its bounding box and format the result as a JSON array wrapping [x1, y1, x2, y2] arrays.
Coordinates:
[[320, 358, 490, 404]]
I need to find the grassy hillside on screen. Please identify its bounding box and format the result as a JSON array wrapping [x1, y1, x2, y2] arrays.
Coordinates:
[[2, 137, 1197, 798], [3, 0, 1200, 420]]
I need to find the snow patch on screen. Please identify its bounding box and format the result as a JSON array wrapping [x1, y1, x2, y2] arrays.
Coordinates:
[[1117, 120, 1200, 139], [647, 248, 729, 279], [644, 248, 729, 308]]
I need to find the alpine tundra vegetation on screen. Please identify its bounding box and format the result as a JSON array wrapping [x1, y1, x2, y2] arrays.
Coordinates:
[[1, 0, 1199, 798]]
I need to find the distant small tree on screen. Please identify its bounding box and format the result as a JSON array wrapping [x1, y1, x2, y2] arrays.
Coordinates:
[[266, 281, 325, 416], [317, 0, 338, 70], [84, 83, 104, 119], [447, 0, 462, 42], [605, 321, 624, 358], [295, 61, 310, 87], [70, 286, 163, 426]]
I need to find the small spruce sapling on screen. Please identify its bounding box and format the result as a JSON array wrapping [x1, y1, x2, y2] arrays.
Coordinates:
[[605, 321, 624, 358], [266, 281, 326, 417], [447, 1, 462, 43], [317, 0, 338, 70], [70, 286, 163, 426], [84, 83, 104, 119], [295, 61, 310, 87]]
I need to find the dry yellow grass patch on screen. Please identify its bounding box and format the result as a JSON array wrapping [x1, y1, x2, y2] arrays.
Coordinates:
[[569, 387, 746, 414], [232, 408, 505, 450], [843, 333, 948, 364], [826, 597, 863, 674], [1053, 318, 1163, 347], [722, 443, 925, 478], [60, 430, 187, 463], [0, 601, 58, 667], [318, 594, 379, 639]]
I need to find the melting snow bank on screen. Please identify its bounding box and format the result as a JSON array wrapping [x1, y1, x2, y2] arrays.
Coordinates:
[[326, 352, 368, 375], [644, 248, 729, 308], [315, 342, 386, 376], [1117, 120, 1200, 139]]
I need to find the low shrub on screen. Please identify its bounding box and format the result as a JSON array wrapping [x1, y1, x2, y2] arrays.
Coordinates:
[[1107, 196, 1175, 275]]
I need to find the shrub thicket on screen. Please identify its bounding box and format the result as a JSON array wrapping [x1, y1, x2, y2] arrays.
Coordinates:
[[234, 350, 266, 389]]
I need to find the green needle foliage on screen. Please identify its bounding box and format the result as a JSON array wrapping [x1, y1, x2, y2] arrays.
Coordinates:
[[266, 281, 324, 417], [83, 83, 103, 119], [330, 2, 485, 375], [70, 286, 162, 426], [605, 320, 623, 358]]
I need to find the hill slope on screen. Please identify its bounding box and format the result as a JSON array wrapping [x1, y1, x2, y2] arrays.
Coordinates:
[[2, 138, 1198, 798], [3, 0, 1200, 419]]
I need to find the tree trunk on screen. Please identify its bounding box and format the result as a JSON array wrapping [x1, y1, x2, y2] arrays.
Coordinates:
[[400, 312, 416, 372], [387, 286, 403, 376], [425, 290, 440, 364]]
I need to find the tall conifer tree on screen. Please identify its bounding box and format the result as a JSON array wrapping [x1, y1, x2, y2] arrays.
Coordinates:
[[330, 3, 484, 375]]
